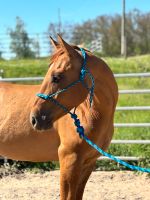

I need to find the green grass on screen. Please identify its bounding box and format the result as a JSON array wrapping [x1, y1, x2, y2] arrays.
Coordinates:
[[104, 55, 150, 161], [105, 54, 150, 73], [0, 58, 49, 78], [0, 54, 150, 170]]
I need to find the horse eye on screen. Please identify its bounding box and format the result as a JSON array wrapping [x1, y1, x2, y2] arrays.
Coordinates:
[[51, 74, 61, 83]]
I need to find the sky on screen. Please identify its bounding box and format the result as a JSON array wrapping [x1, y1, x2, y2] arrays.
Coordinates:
[[0, 0, 150, 34], [0, 0, 150, 59]]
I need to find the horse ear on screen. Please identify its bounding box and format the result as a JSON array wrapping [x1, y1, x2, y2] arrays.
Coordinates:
[[49, 36, 59, 50], [57, 34, 78, 57]]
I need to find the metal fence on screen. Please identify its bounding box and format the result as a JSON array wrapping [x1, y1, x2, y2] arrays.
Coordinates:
[[0, 33, 50, 59], [0, 72, 150, 162]]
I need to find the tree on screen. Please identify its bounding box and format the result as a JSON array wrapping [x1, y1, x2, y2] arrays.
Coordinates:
[[47, 22, 72, 53], [0, 43, 3, 59], [94, 15, 117, 55], [9, 17, 35, 58], [47, 22, 68, 40], [135, 11, 150, 54], [32, 34, 40, 58], [71, 10, 150, 56], [71, 20, 96, 45]]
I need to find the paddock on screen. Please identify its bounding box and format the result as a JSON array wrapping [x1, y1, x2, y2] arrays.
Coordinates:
[[0, 72, 149, 199], [0, 170, 149, 200]]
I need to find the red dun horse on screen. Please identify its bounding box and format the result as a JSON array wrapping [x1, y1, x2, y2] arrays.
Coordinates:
[[0, 35, 118, 200]]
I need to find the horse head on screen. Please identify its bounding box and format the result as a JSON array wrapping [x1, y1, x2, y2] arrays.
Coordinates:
[[30, 35, 89, 130]]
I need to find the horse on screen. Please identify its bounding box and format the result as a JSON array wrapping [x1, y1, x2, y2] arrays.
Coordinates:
[[0, 34, 118, 200], [30, 35, 118, 200]]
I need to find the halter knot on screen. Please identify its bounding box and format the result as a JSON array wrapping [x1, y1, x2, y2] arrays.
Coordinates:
[[71, 113, 77, 119], [76, 126, 84, 138], [70, 113, 84, 138], [80, 68, 87, 81]]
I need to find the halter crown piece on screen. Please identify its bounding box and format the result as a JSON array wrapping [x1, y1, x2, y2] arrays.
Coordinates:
[[37, 48, 150, 173]]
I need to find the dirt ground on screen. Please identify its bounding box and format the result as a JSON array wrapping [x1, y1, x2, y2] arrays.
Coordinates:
[[0, 170, 150, 200]]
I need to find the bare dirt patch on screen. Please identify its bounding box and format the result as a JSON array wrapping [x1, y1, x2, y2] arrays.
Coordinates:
[[0, 170, 149, 200]]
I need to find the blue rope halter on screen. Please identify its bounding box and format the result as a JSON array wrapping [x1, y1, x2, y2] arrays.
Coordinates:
[[37, 48, 94, 107], [37, 48, 150, 173]]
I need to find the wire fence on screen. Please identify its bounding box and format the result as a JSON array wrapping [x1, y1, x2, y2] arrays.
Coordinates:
[[0, 33, 51, 59], [0, 72, 150, 162]]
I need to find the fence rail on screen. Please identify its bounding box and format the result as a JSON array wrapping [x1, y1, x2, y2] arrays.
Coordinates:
[[114, 123, 150, 127], [111, 140, 150, 144], [114, 72, 150, 78], [98, 156, 140, 161], [119, 89, 150, 94], [0, 77, 43, 82], [0, 72, 149, 163], [0, 72, 150, 82], [116, 106, 150, 110], [1, 75, 150, 95]]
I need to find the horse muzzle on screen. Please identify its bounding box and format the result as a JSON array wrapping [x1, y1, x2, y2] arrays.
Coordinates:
[[30, 113, 53, 131]]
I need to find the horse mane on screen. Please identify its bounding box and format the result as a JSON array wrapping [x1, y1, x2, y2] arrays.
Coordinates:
[[50, 45, 90, 64]]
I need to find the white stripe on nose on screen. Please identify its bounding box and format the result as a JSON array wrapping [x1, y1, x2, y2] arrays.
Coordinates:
[[41, 115, 46, 121]]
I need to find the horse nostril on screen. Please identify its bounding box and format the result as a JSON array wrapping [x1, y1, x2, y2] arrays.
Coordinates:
[[31, 116, 37, 127]]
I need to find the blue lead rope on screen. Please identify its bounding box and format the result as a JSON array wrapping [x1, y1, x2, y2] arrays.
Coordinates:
[[37, 48, 150, 173], [71, 113, 150, 173]]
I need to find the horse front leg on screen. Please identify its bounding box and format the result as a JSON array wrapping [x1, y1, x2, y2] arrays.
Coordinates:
[[76, 159, 97, 200], [58, 145, 82, 200]]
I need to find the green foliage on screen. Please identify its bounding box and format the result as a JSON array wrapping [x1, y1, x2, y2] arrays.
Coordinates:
[[9, 17, 36, 59], [95, 160, 139, 171], [105, 54, 150, 73], [71, 10, 150, 56], [0, 58, 48, 78], [71, 20, 96, 44], [0, 160, 57, 175], [0, 43, 3, 60], [102, 55, 150, 171], [13, 161, 56, 172]]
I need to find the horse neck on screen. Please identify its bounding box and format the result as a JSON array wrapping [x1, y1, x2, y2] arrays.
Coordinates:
[[78, 53, 118, 123], [87, 52, 118, 105]]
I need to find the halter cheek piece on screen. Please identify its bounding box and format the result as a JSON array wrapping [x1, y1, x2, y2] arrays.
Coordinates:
[[36, 48, 150, 173]]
